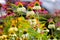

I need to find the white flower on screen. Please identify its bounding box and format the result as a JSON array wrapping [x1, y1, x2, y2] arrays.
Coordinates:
[[26, 11, 35, 17], [57, 27, 60, 30], [33, 6, 41, 10], [17, 7, 26, 12], [48, 24, 55, 29], [29, 19, 37, 26]]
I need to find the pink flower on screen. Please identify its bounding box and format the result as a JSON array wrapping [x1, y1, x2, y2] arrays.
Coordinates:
[[7, 12, 15, 17], [48, 18, 53, 22], [43, 11, 48, 14], [28, 2, 34, 7], [56, 22, 60, 27], [38, 10, 43, 13], [15, 2, 19, 5]]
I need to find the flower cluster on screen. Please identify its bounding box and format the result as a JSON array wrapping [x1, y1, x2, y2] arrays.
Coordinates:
[[0, 1, 60, 40]]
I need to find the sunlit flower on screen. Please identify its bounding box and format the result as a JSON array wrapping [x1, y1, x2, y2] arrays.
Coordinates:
[[33, 1, 41, 10]]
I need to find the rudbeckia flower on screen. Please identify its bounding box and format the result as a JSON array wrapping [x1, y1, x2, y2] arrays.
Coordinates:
[[33, 1, 41, 10], [26, 6, 35, 17]]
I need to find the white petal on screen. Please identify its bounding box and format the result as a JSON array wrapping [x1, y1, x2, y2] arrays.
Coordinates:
[[33, 6, 41, 10]]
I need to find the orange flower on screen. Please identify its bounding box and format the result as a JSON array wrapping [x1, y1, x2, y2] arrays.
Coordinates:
[[18, 2, 23, 7], [34, 1, 40, 6]]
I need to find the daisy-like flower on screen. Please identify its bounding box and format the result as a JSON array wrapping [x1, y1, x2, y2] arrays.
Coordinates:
[[48, 22, 55, 29], [33, 1, 41, 10], [17, 2, 26, 12], [26, 6, 35, 17]]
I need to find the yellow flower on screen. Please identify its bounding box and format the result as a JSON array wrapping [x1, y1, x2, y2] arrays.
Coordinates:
[[11, 19, 17, 27], [40, 23, 45, 29], [17, 17, 25, 21], [18, 24, 22, 28], [11, 19, 17, 24], [0, 25, 3, 28]]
